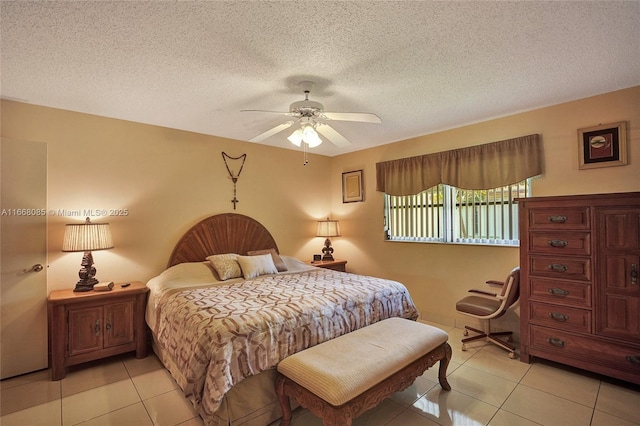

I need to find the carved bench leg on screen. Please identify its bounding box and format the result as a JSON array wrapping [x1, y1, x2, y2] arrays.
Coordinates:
[[275, 374, 292, 426], [438, 342, 452, 391]]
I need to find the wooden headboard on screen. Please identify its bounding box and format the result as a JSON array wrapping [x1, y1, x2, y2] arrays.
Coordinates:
[[167, 213, 279, 267]]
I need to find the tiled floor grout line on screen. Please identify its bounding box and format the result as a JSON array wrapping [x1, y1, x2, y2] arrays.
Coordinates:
[[489, 353, 532, 426], [460, 344, 516, 426], [126, 367, 155, 426], [394, 380, 441, 425], [127, 365, 201, 426], [65, 359, 142, 426], [58, 382, 64, 426], [588, 381, 602, 426], [123, 360, 165, 426], [381, 343, 497, 426]]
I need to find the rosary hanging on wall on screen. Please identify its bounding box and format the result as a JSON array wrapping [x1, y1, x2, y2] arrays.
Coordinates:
[[221, 152, 247, 210]]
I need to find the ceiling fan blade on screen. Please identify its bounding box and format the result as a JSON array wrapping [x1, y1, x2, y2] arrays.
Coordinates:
[[316, 123, 351, 147], [241, 109, 297, 117], [322, 112, 381, 123], [249, 121, 294, 142]]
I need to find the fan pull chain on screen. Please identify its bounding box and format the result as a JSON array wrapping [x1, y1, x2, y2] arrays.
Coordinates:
[[303, 142, 309, 165]]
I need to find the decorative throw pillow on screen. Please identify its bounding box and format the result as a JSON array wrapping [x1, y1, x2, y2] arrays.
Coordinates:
[[206, 253, 242, 281], [237, 254, 278, 279], [247, 248, 288, 272]]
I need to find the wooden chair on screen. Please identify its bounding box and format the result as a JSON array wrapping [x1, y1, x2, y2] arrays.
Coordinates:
[[455, 267, 520, 358]]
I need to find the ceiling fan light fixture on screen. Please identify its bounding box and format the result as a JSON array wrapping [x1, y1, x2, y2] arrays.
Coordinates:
[[287, 129, 303, 146], [288, 124, 322, 148], [302, 125, 322, 148]]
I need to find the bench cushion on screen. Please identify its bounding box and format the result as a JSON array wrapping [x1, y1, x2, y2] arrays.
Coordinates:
[[276, 317, 448, 406]]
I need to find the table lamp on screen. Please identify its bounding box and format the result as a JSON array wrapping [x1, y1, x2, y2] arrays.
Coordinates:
[[62, 217, 114, 292], [316, 218, 340, 261]]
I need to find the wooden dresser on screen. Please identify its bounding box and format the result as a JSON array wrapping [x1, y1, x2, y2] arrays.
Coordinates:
[[518, 192, 640, 384]]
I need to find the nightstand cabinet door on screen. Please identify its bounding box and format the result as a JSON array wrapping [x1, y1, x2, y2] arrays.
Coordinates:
[[67, 300, 136, 355], [68, 306, 103, 356], [104, 301, 135, 348]]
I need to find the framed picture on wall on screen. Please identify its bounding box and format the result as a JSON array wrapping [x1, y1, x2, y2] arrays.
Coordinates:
[[578, 121, 627, 170], [342, 170, 364, 203]]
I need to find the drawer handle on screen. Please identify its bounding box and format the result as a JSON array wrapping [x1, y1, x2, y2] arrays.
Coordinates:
[[548, 264, 568, 273], [547, 337, 566, 348], [548, 215, 567, 223], [548, 288, 569, 297], [95, 319, 100, 336], [548, 239, 568, 248], [626, 356, 640, 364], [106, 320, 111, 335], [549, 312, 569, 322], [631, 264, 638, 285]]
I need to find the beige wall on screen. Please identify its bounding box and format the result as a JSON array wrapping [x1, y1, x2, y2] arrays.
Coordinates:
[[2, 85, 639, 336], [1, 100, 332, 291], [329, 86, 640, 331]]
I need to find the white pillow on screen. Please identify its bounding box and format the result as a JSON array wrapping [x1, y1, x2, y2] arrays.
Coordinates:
[[237, 254, 278, 279], [247, 248, 288, 272], [206, 253, 242, 281]]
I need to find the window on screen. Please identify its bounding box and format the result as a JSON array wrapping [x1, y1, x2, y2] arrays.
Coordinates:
[[384, 179, 530, 245], [376, 134, 541, 245]]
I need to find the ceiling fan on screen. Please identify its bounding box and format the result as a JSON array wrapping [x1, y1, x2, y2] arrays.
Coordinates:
[[242, 81, 381, 148]]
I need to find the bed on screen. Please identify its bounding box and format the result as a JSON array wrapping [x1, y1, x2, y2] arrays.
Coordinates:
[[145, 213, 419, 425]]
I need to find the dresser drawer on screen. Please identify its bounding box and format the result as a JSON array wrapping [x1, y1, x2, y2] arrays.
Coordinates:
[[529, 256, 591, 282], [528, 232, 591, 256], [529, 302, 591, 333], [529, 326, 640, 378], [529, 278, 591, 308], [528, 207, 590, 230]]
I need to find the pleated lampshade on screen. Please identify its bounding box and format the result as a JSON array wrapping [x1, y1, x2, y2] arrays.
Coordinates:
[[62, 218, 114, 252]]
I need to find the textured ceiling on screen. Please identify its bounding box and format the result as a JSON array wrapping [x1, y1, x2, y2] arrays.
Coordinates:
[[1, 1, 639, 156]]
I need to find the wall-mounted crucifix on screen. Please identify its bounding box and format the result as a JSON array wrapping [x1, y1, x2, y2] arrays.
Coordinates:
[[221, 152, 247, 210]]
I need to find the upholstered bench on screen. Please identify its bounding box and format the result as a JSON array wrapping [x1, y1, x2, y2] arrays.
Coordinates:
[[275, 317, 452, 426]]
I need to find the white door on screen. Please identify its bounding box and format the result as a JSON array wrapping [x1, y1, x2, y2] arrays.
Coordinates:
[[1, 138, 48, 379]]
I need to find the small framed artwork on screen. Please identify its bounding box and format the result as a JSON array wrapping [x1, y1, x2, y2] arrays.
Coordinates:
[[342, 170, 364, 203], [578, 121, 627, 170]]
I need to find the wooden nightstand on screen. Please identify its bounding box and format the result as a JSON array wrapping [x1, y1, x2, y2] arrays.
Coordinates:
[[307, 259, 347, 272], [48, 281, 149, 380]]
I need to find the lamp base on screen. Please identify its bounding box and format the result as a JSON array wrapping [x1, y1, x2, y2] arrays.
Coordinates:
[[321, 238, 335, 262], [72, 251, 99, 292], [73, 278, 99, 292]]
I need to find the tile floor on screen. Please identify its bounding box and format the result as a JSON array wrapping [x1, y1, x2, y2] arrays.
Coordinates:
[[1, 322, 639, 426]]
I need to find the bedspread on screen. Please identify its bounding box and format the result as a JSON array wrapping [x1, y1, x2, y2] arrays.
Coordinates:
[[151, 268, 419, 419]]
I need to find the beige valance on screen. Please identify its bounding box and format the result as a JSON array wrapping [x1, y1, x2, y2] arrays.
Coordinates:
[[376, 134, 541, 195]]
